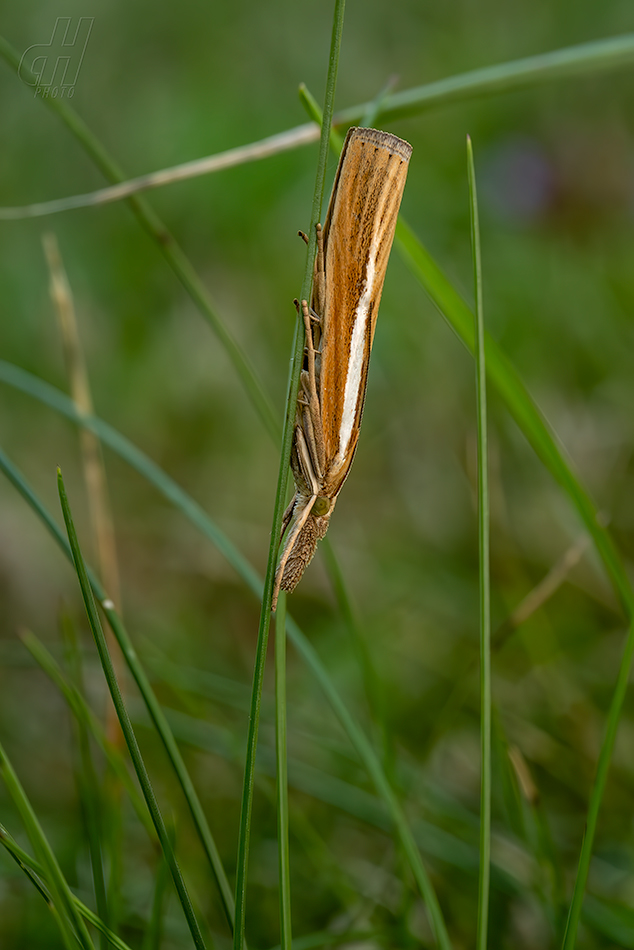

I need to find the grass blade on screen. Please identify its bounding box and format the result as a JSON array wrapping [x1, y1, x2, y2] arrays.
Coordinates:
[[0, 740, 95, 950], [56, 467, 207, 950], [142, 826, 175, 950], [61, 611, 110, 949], [232, 3, 347, 947], [0, 359, 262, 596], [561, 620, 634, 948], [44, 231, 125, 731], [395, 220, 634, 620], [467, 136, 491, 950], [336, 33, 634, 124], [275, 594, 292, 950], [0, 822, 52, 906], [321, 540, 390, 766], [0, 824, 135, 950], [19, 627, 155, 838]]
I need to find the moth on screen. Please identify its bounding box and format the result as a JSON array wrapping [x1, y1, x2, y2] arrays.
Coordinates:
[[272, 127, 412, 610]]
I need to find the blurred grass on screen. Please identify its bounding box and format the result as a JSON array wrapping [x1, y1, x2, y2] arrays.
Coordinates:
[[3, 2, 634, 948]]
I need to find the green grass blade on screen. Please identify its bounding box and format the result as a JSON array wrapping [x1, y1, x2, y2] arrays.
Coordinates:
[[321, 540, 389, 764], [0, 359, 262, 597], [298, 83, 344, 153], [19, 628, 154, 839], [467, 136, 491, 950], [0, 822, 52, 905], [359, 76, 398, 129], [61, 611, 110, 950], [395, 220, 634, 620], [0, 824, 136, 950], [335, 33, 634, 124], [56, 468, 207, 950], [232, 3, 346, 947], [0, 739, 96, 950], [275, 594, 292, 950], [100, 591, 237, 936], [142, 826, 175, 950], [266, 930, 380, 950], [0, 35, 279, 444], [562, 620, 634, 948]]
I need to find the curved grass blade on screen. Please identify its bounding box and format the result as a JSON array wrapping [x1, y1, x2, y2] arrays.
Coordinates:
[[20, 628, 155, 837], [321, 539, 390, 762], [336, 33, 634, 124], [0, 359, 261, 597], [395, 220, 634, 620], [0, 824, 135, 950], [467, 136, 491, 950], [57, 468, 207, 950], [61, 611, 110, 950], [0, 822, 52, 905], [561, 619, 634, 949], [0, 739, 95, 950]]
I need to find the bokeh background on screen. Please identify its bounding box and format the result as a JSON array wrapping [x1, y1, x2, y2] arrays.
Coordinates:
[[2, 1, 634, 947]]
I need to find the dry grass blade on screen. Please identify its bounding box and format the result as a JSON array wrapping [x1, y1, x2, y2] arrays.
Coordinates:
[[43, 232, 124, 746]]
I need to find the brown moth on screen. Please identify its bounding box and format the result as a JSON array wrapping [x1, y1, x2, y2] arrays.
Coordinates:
[[272, 127, 412, 610]]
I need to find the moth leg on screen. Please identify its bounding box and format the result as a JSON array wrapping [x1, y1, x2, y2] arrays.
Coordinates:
[[294, 423, 320, 497], [312, 223, 326, 319], [296, 224, 325, 318], [298, 300, 326, 476], [280, 493, 297, 540]]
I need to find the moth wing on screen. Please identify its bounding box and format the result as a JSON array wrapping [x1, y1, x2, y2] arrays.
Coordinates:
[[318, 128, 412, 498]]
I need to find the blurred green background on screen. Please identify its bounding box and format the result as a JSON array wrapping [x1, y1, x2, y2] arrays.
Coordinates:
[[3, 1, 634, 947]]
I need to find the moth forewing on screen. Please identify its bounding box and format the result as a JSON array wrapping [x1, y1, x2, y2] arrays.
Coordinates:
[[320, 129, 412, 495], [272, 127, 412, 610]]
